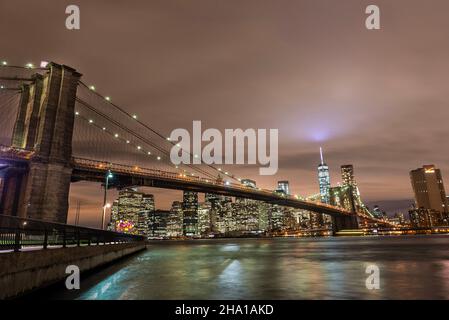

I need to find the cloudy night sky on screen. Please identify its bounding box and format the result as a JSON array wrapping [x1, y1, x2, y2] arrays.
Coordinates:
[[1, 0, 448, 227]]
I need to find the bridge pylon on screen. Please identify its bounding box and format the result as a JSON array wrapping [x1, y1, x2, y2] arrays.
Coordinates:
[[331, 215, 359, 233], [1, 63, 81, 223]]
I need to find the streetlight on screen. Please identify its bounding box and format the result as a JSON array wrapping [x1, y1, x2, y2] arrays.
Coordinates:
[[102, 203, 112, 230], [101, 170, 113, 230]]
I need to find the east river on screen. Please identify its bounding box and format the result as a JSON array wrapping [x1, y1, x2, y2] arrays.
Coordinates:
[[44, 235, 449, 299]]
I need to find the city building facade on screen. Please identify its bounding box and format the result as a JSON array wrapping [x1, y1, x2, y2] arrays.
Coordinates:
[[182, 191, 199, 237], [110, 188, 155, 236], [410, 165, 448, 218], [317, 147, 331, 204]]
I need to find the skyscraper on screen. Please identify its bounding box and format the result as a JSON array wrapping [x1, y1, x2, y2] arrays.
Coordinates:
[[148, 210, 169, 238], [198, 202, 212, 236], [234, 197, 260, 233], [205, 193, 224, 203], [341, 164, 362, 210], [341, 165, 358, 193], [182, 191, 199, 237], [257, 202, 270, 232], [110, 188, 155, 235], [137, 194, 155, 237], [317, 147, 331, 204], [409, 207, 443, 228], [167, 201, 183, 238], [277, 181, 290, 195], [410, 165, 448, 215], [205, 193, 233, 235], [205, 193, 223, 234], [269, 204, 284, 231], [341, 165, 355, 186]]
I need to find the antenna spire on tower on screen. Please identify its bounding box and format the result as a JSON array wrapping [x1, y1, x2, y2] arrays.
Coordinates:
[[320, 147, 324, 165]]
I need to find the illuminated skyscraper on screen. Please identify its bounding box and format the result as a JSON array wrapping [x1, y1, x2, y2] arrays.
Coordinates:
[[110, 189, 154, 235], [205, 193, 222, 234], [258, 202, 270, 231], [341, 164, 362, 209], [277, 181, 290, 195], [341, 164, 360, 195], [410, 165, 448, 215], [234, 197, 260, 232], [167, 201, 183, 238], [137, 194, 155, 237], [269, 204, 288, 231], [409, 207, 443, 228], [198, 202, 212, 236], [205, 193, 234, 235], [219, 200, 234, 234], [341, 165, 353, 185], [182, 191, 198, 237], [317, 147, 331, 204], [148, 210, 169, 238]]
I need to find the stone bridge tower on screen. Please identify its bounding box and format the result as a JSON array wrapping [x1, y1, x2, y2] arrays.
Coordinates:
[[1, 63, 81, 222]]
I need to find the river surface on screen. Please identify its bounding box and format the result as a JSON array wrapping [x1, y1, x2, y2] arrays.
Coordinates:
[[46, 235, 449, 299]]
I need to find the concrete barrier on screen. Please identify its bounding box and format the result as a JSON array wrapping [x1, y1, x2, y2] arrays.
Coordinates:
[[0, 242, 146, 299]]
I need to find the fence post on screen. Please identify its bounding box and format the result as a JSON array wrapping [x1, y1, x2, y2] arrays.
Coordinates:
[[62, 229, 67, 248], [77, 230, 81, 247], [14, 229, 21, 252], [43, 228, 48, 249]]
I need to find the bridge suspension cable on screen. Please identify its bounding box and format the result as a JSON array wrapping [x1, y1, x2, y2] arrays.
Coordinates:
[[0, 91, 20, 145], [77, 80, 242, 183], [0, 64, 47, 71], [74, 97, 218, 180]]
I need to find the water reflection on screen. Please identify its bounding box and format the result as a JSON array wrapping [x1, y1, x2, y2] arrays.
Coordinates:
[[81, 269, 128, 300], [46, 235, 449, 300]]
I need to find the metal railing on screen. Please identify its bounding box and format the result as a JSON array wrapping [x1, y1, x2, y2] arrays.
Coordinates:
[[0, 144, 34, 160], [0, 214, 145, 252]]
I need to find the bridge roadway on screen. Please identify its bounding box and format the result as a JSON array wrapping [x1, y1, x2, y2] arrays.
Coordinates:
[[71, 157, 366, 218]]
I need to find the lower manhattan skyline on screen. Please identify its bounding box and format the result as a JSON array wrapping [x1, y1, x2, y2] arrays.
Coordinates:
[[2, 0, 449, 305], [67, 152, 419, 228], [67, 146, 441, 228]]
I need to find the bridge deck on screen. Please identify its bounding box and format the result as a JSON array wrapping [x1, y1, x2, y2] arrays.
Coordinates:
[[71, 157, 359, 217], [1, 146, 389, 223]]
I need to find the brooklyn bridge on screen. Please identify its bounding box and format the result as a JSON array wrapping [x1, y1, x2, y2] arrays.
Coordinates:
[[0, 62, 391, 232]]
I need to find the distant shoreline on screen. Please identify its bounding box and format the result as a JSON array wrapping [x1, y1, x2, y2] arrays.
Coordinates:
[[146, 233, 449, 245]]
